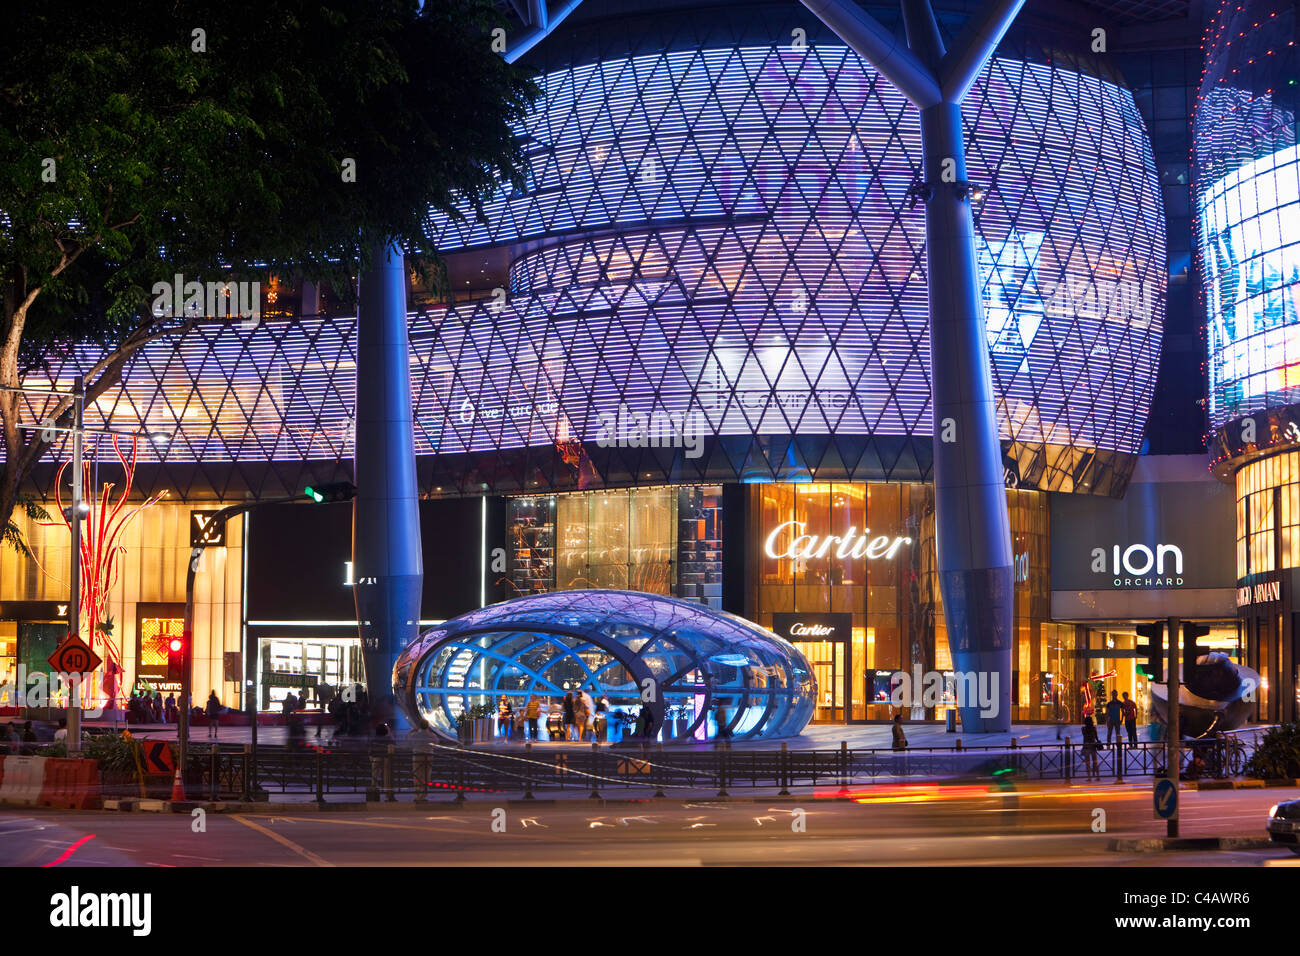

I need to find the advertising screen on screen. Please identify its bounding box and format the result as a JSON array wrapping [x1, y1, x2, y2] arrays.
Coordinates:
[[1200, 142, 1300, 423]]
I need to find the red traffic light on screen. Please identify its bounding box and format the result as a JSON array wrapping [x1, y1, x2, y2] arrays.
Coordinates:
[[168, 637, 183, 653]]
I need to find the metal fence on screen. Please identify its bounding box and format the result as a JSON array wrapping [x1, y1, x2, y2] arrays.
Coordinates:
[[181, 728, 1267, 802]]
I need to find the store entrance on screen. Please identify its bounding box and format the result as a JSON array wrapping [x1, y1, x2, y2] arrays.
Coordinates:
[[792, 640, 847, 722]]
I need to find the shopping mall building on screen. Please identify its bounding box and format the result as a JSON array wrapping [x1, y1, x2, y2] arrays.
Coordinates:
[[0, 0, 1260, 726], [1201, 0, 1300, 724]]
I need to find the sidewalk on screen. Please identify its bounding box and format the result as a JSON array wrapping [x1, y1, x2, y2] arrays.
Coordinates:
[[120, 720, 1119, 751]]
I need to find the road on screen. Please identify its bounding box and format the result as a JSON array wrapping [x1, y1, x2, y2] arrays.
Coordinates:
[[3, 783, 1297, 867]]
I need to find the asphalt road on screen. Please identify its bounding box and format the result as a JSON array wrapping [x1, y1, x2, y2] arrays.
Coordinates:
[[3, 783, 1298, 867]]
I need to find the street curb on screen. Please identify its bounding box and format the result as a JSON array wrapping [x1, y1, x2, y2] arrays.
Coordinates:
[[1187, 778, 1300, 790], [1108, 837, 1275, 852]]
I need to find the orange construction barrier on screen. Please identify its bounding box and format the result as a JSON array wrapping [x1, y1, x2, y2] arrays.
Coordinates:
[[38, 757, 101, 810]]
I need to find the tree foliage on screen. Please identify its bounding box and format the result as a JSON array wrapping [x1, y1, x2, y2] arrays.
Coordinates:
[[0, 0, 537, 540]]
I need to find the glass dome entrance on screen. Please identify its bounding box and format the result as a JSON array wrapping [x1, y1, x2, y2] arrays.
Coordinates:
[[393, 590, 816, 741]]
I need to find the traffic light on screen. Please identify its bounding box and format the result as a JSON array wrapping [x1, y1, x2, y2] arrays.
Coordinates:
[[1182, 621, 1210, 672], [166, 635, 185, 682], [1135, 621, 1164, 682], [304, 481, 356, 503]]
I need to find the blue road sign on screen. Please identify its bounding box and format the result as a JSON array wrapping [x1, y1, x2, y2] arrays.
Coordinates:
[[1153, 778, 1178, 820]]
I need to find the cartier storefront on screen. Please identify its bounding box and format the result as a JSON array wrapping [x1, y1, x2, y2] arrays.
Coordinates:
[[497, 481, 1057, 724], [742, 483, 1054, 723]]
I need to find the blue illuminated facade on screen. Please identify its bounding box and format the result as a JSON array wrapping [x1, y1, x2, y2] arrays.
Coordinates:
[[1198, 0, 1300, 726]]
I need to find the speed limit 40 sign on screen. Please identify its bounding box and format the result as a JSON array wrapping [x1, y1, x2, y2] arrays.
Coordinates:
[[47, 635, 102, 674]]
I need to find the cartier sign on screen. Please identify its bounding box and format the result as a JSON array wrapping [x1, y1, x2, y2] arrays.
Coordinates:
[[763, 520, 911, 562], [771, 613, 851, 644]]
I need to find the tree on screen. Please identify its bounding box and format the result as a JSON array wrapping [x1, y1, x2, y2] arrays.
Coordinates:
[[0, 0, 536, 541]]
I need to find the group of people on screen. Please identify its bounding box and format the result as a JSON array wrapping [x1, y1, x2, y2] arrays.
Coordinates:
[[493, 692, 625, 742], [327, 685, 369, 738], [1078, 690, 1141, 779], [127, 689, 179, 724], [2, 720, 38, 754]]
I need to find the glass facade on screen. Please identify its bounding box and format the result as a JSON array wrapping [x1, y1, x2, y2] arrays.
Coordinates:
[[506, 486, 723, 607], [257, 637, 365, 711], [1235, 451, 1300, 577], [393, 590, 815, 741]]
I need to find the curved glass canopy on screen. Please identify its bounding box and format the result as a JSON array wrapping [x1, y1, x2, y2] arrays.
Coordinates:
[[393, 590, 816, 742]]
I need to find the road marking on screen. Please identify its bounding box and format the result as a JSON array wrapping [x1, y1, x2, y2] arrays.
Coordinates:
[[43, 834, 95, 867], [273, 815, 466, 832], [231, 816, 334, 867]]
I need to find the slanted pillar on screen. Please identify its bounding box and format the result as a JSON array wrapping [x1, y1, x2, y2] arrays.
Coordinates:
[[353, 240, 422, 732], [803, 0, 1025, 730]]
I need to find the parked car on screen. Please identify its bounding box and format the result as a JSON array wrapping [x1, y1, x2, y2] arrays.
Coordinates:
[[1267, 798, 1300, 854]]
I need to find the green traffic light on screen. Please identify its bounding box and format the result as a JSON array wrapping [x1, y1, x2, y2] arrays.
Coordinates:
[[305, 486, 324, 503]]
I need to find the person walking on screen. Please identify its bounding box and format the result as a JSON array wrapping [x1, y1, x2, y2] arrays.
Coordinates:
[[891, 714, 908, 751], [205, 690, 222, 739], [497, 696, 514, 741], [524, 696, 541, 741], [1081, 715, 1101, 780], [715, 701, 731, 740], [1104, 690, 1123, 745], [579, 689, 596, 742], [562, 692, 576, 742], [573, 691, 590, 743], [408, 719, 438, 802], [1120, 692, 1138, 746]]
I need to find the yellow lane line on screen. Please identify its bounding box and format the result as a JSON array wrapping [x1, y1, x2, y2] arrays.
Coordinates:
[[231, 815, 335, 866]]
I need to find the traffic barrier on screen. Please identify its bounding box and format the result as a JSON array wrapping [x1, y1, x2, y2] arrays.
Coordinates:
[[39, 757, 101, 810], [0, 755, 46, 806]]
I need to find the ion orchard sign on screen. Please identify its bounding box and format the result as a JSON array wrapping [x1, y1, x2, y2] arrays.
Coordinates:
[[1091, 543, 1185, 588], [763, 520, 912, 561]]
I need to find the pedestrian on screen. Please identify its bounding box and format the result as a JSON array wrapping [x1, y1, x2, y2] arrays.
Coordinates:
[[642, 705, 657, 740], [282, 691, 297, 721], [562, 692, 576, 742], [205, 690, 222, 739], [1081, 715, 1101, 780], [715, 702, 731, 740], [54, 719, 68, 743], [497, 696, 513, 741], [3, 722, 19, 754], [1104, 690, 1123, 744], [579, 688, 596, 742], [1121, 691, 1138, 746], [369, 722, 393, 800], [524, 696, 541, 741], [164, 693, 178, 723], [408, 718, 438, 802], [21, 720, 37, 755], [891, 714, 907, 751], [573, 690, 590, 743], [150, 691, 163, 723]]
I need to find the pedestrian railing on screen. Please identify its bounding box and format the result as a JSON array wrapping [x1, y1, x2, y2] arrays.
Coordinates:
[[181, 731, 1268, 801]]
